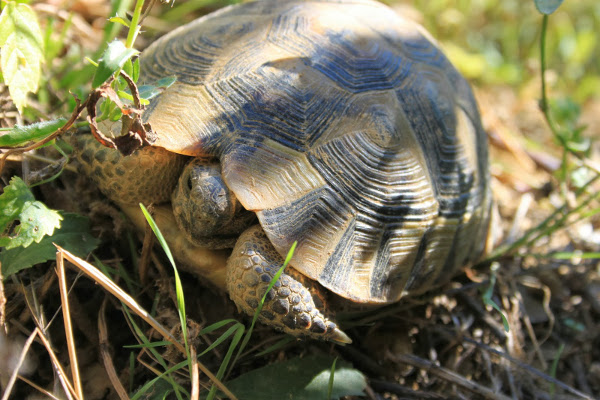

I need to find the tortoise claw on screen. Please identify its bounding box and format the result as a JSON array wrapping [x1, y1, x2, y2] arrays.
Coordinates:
[[227, 225, 348, 344], [330, 328, 352, 345]]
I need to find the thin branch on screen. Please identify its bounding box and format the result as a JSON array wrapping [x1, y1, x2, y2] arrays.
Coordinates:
[[98, 298, 130, 400], [17, 375, 62, 400]]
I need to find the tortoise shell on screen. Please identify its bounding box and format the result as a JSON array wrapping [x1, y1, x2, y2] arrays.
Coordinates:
[[138, 0, 492, 303]]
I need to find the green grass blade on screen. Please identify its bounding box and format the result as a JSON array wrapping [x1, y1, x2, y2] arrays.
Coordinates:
[[199, 323, 245, 357], [199, 319, 240, 335], [206, 323, 245, 400], [128, 351, 135, 393], [93, 255, 139, 296], [130, 359, 189, 400], [549, 343, 565, 396], [123, 340, 172, 349], [537, 251, 600, 260], [327, 357, 337, 400], [481, 263, 509, 332], [254, 336, 295, 358], [123, 307, 188, 400], [139, 204, 190, 360]]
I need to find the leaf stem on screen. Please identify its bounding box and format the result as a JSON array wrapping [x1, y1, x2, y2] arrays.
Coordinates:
[[539, 14, 569, 200], [539, 15, 566, 148], [125, 0, 144, 49], [539, 15, 549, 118]]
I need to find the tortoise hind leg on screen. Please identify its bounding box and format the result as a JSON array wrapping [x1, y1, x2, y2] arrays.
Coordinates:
[[226, 225, 351, 345]]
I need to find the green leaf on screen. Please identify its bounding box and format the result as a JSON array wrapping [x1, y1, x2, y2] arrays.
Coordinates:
[[116, 90, 149, 105], [92, 40, 139, 88], [138, 76, 177, 100], [0, 213, 99, 277], [0, 176, 62, 250], [534, 0, 565, 15], [139, 204, 190, 360], [132, 57, 140, 82], [154, 76, 177, 89], [221, 355, 366, 400], [108, 16, 130, 28], [122, 57, 134, 78], [0, 118, 66, 147], [327, 358, 337, 400], [0, 1, 44, 113], [0, 176, 34, 232], [570, 167, 594, 190], [123, 340, 172, 349]]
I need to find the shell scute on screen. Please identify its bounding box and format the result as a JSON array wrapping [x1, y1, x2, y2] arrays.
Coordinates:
[[140, 0, 491, 303], [267, 7, 414, 93]]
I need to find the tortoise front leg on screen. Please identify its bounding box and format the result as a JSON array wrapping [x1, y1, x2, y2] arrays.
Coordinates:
[[226, 225, 352, 344], [119, 203, 230, 288]]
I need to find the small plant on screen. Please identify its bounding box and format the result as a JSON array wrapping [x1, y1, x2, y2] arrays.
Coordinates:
[[488, 0, 599, 261]]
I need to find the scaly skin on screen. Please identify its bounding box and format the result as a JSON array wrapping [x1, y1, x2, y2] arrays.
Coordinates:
[[72, 133, 187, 205], [117, 203, 230, 289], [74, 134, 352, 343], [227, 225, 351, 344]]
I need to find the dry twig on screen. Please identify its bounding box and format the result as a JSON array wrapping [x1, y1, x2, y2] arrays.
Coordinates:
[[98, 298, 129, 400], [57, 251, 84, 399], [191, 346, 199, 400]]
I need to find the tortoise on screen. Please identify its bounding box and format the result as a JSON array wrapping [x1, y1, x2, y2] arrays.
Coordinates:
[[75, 0, 493, 344]]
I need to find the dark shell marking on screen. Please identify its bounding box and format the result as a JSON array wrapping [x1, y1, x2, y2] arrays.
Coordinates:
[[140, 0, 492, 303]]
